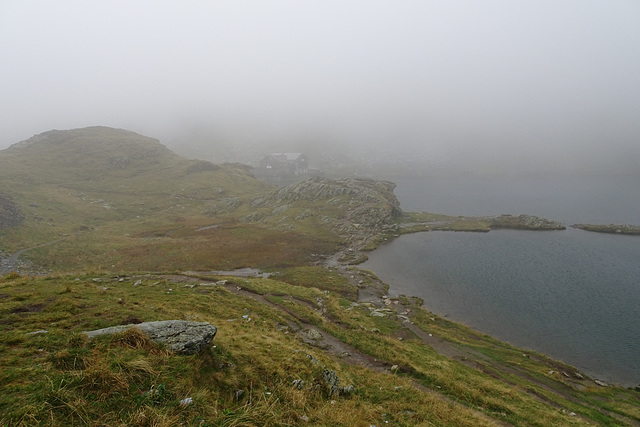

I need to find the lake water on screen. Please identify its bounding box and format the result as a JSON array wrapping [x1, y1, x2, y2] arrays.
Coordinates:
[[362, 175, 640, 387]]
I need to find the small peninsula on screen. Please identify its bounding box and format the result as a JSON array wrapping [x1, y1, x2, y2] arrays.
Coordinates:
[[572, 223, 640, 235]]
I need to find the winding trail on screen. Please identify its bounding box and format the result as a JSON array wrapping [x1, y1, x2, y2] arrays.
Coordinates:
[[178, 271, 505, 426], [0, 238, 63, 274]]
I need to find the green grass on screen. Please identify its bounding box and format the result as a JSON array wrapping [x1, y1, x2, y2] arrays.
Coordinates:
[[0, 128, 361, 273], [1, 273, 639, 426], [272, 266, 356, 299], [0, 274, 480, 426]]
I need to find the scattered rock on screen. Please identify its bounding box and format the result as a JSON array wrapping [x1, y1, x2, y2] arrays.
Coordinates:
[[306, 328, 323, 341], [321, 368, 354, 396], [322, 368, 340, 396], [234, 389, 245, 400], [83, 320, 217, 355], [292, 379, 306, 389], [304, 352, 319, 365], [26, 330, 48, 335]]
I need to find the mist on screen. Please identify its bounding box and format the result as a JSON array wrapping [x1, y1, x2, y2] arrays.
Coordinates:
[[2, 1, 639, 175]]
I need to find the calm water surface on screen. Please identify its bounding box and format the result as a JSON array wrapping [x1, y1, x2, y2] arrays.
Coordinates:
[[363, 175, 640, 386]]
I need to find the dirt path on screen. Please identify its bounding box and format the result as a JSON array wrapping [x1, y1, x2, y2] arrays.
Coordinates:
[[173, 272, 506, 426], [0, 239, 63, 274]]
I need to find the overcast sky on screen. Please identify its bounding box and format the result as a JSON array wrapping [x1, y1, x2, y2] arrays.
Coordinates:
[[1, 1, 639, 172]]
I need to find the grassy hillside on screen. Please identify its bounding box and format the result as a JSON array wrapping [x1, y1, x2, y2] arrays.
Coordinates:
[[1, 127, 638, 425], [2, 271, 639, 426], [0, 127, 352, 273]]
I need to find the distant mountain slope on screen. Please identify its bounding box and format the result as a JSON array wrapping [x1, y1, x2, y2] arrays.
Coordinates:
[[0, 127, 260, 191]]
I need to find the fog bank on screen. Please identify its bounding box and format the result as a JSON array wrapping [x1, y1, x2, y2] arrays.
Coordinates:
[[2, 1, 639, 174]]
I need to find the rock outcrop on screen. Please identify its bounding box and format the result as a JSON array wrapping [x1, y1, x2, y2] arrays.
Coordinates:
[[246, 177, 403, 250], [84, 320, 217, 354], [321, 368, 354, 396]]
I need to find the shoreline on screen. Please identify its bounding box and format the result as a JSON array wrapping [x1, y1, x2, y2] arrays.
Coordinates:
[[572, 223, 640, 236], [351, 219, 637, 389], [324, 246, 632, 391]]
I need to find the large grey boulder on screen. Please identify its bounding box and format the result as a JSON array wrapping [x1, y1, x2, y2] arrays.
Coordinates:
[[84, 320, 217, 354]]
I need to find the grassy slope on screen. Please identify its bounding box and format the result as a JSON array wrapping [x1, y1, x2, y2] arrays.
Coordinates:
[[1, 127, 638, 425], [0, 127, 341, 272], [1, 272, 638, 426]]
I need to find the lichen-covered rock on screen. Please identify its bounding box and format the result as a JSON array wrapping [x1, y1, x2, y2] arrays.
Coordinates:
[[322, 368, 340, 396], [83, 320, 217, 354]]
